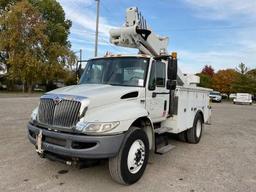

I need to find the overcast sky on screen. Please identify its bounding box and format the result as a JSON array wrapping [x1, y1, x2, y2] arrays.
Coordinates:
[[57, 0, 256, 73]]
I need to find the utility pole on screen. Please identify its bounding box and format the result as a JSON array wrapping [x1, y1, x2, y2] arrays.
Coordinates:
[[95, 0, 100, 57]]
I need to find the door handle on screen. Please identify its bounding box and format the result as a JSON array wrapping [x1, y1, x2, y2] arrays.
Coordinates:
[[152, 92, 169, 98]]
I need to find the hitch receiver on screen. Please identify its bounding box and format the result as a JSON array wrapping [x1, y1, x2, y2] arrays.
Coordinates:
[[35, 130, 44, 155]]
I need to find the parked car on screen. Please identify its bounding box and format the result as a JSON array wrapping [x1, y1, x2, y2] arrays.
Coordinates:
[[209, 91, 222, 103], [233, 93, 252, 105]]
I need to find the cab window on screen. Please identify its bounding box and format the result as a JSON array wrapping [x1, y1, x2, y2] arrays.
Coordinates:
[[148, 61, 166, 90]]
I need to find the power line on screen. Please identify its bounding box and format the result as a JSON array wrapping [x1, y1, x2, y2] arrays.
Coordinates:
[[99, 37, 124, 52], [72, 29, 124, 53]]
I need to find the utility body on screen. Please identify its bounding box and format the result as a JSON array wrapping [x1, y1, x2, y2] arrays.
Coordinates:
[[27, 7, 212, 185]]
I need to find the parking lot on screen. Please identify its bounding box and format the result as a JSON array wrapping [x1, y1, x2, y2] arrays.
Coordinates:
[[0, 96, 255, 192]]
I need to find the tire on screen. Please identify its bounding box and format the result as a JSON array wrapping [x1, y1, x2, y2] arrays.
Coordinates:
[[108, 127, 149, 185], [178, 130, 187, 142], [186, 113, 203, 144]]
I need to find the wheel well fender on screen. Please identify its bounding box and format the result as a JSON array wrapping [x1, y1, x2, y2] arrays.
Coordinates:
[[196, 110, 204, 123], [130, 116, 154, 150]]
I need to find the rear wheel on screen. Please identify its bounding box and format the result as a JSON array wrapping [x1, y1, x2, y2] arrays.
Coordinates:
[[178, 131, 187, 142], [109, 127, 149, 185], [187, 113, 203, 144]]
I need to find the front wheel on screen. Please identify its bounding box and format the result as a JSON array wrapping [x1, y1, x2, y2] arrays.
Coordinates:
[[109, 127, 149, 185]]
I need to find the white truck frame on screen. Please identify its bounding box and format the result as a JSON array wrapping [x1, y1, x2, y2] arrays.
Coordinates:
[[27, 7, 212, 185]]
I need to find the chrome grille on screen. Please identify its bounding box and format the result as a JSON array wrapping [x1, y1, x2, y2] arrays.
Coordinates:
[[38, 98, 81, 128]]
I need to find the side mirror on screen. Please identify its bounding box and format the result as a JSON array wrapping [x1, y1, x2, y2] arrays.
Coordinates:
[[148, 80, 156, 91], [78, 68, 84, 79], [167, 79, 177, 90], [76, 60, 87, 82], [167, 57, 177, 90], [167, 57, 177, 81]]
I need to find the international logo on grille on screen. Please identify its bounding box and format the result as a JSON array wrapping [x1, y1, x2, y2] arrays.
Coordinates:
[[53, 96, 62, 105]]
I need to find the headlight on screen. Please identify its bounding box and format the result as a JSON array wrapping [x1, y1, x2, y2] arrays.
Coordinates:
[[76, 121, 120, 134], [31, 107, 38, 122]]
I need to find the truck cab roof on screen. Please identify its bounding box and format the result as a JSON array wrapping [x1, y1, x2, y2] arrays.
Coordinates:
[[90, 54, 152, 60]]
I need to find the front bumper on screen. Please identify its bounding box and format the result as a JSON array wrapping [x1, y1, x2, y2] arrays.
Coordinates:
[[211, 97, 221, 102], [233, 101, 252, 105], [27, 123, 125, 159]]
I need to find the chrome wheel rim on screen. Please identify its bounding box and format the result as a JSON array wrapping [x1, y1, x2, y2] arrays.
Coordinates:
[[196, 120, 202, 138], [127, 139, 145, 174]]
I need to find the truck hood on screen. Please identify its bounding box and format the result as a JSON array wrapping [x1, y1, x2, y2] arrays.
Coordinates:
[[47, 84, 142, 108]]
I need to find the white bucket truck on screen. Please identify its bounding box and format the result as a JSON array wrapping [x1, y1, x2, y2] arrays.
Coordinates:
[[27, 7, 212, 185]]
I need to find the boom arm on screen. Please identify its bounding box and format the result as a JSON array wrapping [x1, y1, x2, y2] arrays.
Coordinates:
[[110, 7, 168, 57]]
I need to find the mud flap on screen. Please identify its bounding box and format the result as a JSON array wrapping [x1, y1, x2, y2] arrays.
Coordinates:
[[35, 130, 44, 156]]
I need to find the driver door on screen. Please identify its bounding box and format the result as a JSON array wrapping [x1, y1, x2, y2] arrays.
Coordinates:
[[146, 60, 169, 122]]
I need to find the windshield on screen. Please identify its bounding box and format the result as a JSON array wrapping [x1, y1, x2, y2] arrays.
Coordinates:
[[210, 92, 220, 96], [79, 57, 149, 87]]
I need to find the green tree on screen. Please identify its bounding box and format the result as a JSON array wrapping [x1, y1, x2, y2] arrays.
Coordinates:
[[0, 0, 16, 12], [247, 69, 256, 79], [246, 69, 256, 95], [232, 75, 256, 94], [0, 0, 20, 75], [0, 0, 76, 91], [232, 64, 256, 94], [197, 73, 212, 88], [31, 0, 75, 86], [0, 0, 48, 92], [236, 62, 248, 75], [32, 0, 71, 46], [212, 69, 239, 95], [196, 65, 215, 88]]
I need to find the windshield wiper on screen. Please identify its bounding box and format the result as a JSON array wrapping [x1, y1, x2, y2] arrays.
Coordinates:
[[109, 83, 139, 87], [108, 83, 122, 86]]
